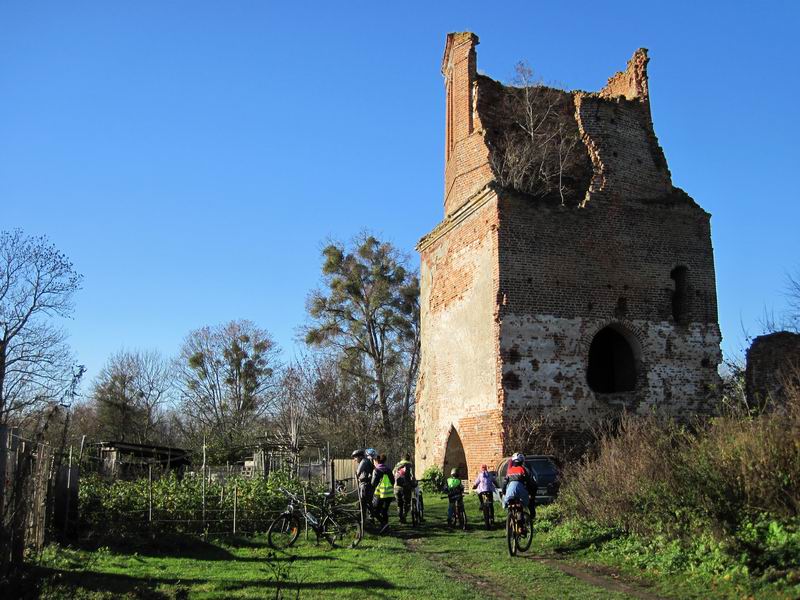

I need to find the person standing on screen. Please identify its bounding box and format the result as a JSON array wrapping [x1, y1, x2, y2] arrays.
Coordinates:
[[393, 453, 415, 524], [353, 448, 376, 524], [370, 453, 395, 534]]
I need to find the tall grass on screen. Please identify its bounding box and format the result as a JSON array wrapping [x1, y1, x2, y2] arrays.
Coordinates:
[[558, 389, 800, 576]]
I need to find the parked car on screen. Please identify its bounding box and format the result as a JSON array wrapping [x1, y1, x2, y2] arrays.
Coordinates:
[[494, 455, 560, 504]]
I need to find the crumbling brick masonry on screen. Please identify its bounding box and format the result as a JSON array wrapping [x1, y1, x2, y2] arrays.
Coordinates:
[[415, 32, 722, 480]]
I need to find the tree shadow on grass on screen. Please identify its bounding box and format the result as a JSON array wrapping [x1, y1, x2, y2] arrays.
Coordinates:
[[31, 565, 398, 599], [77, 533, 238, 561]]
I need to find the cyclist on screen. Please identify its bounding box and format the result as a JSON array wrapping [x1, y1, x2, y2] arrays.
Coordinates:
[[370, 453, 395, 534], [501, 452, 537, 526], [472, 463, 496, 523], [445, 468, 465, 527], [393, 453, 416, 524], [354, 448, 376, 523]]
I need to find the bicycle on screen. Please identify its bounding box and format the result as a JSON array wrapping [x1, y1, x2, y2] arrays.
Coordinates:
[[505, 499, 533, 556], [410, 485, 424, 526], [478, 491, 495, 530], [267, 487, 363, 549], [442, 495, 467, 530]]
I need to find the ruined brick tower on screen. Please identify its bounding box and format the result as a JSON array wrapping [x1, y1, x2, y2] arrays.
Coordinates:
[[415, 32, 722, 480]]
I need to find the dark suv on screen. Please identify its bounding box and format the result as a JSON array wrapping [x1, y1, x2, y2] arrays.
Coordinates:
[[495, 455, 560, 504]]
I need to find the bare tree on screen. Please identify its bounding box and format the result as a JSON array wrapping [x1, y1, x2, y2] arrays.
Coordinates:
[[91, 349, 173, 443], [274, 364, 308, 465], [0, 230, 82, 424], [489, 62, 588, 205], [175, 320, 280, 461]]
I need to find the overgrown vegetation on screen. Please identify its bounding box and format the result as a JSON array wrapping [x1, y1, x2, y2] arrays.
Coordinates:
[[536, 386, 800, 597], [78, 472, 298, 538]]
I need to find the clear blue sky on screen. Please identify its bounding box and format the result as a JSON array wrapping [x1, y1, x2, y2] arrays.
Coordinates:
[[1, 1, 798, 386]]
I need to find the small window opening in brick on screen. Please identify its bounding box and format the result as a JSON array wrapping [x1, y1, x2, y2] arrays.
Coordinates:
[[587, 326, 637, 393], [670, 266, 689, 324], [443, 427, 468, 478]]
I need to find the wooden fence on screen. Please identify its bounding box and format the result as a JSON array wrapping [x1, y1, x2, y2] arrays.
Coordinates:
[[0, 425, 75, 574]]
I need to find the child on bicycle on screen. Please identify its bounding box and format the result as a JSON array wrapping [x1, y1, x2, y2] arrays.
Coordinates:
[[472, 463, 496, 522], [501, 453, 537, 526], [445, 468, 465, 526]]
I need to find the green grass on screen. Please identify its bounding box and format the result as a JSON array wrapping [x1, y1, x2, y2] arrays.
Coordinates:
[[18, 496, 794, 599]]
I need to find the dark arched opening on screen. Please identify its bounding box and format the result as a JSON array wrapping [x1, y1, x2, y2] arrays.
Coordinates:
[[670, 266, 689, 324], [443, 427, 467, 479], [587, 326, 637, 393]]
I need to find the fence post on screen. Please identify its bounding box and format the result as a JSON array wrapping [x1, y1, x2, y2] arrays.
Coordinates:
[[63, 445, 73, 536], [148, 464, 153, 524], [329, 459, 335, 495], [201, 467, 206, 534], [232, 483, 237, 534]]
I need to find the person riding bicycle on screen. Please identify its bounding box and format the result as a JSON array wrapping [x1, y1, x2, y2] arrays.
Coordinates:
[[370, 453, 395, 534], [472, 463, 497, 522], [501, 452, 537, 524], [353, 448, 376, 523], [445, 468, 465, 527], [393, 453, 416, 524]]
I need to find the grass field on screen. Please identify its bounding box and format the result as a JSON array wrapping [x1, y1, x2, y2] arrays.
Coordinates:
[[17, 496, 792, 599]]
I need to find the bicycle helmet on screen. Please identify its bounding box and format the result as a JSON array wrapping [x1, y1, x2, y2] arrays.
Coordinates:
[[450, 468, 459, 476], [351, 448, 365, 459], [511, 452, 525, 465], [365, 448, 377, 459]]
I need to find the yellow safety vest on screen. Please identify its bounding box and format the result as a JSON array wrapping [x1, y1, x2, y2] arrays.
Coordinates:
[[377, 473, 394, 499]]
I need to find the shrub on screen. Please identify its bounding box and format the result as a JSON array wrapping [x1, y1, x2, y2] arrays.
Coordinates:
[[420, 466, 444, 494], [558, 389, 800, 576]]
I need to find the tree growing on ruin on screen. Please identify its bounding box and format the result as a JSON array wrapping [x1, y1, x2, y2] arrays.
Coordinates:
[[175, 320, 280, 461], [304, 233, 419, 436], [91, 349, 173, 443], [489, 62, 590, 205], [0, 229, 82, 424]]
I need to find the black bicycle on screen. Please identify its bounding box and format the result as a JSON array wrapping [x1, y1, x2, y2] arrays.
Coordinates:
[[505, 499, 533, 556], [267, 487, 363, 549], [442, 495, 467, 530], [478, 492, 495, 530]]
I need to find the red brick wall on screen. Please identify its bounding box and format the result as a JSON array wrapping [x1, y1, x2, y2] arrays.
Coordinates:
[[442, 32, 494, 217]]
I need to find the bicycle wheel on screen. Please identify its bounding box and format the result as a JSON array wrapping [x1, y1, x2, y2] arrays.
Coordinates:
[[323, 513, 363, 548], [517, 509, 533, 552], [460, 505, 468, 531], [506, 511, 517, 556], [419, 494, 424, 522], [411, 499, 420, 527], [267, 513, 301, 549]]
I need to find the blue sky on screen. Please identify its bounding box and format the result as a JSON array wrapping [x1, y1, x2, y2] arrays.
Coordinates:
[[1, 1, 798, 385]]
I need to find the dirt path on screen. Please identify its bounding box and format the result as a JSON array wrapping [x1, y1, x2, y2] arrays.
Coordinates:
[[526, 555, 669, 600], [403, 537, 515, 600], [404, 536, 668, 600]]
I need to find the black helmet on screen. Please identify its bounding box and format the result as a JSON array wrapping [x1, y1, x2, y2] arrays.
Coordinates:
[[351, 448, 366, 459]]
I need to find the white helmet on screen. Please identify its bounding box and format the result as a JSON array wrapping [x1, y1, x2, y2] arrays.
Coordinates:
[[511, 452, 525, 465]]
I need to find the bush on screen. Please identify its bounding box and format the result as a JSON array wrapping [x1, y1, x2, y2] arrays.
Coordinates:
[[420, 466, 444, 494], [557, 391, 800, 577]]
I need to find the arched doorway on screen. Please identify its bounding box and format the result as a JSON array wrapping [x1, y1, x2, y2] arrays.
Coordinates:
[[587, 326, 638, 393], [443, 427, 468, 479]]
